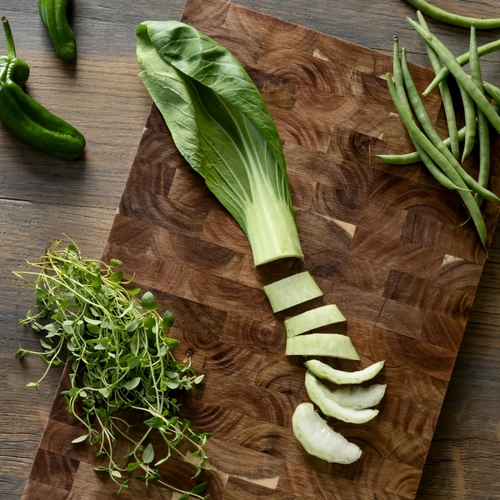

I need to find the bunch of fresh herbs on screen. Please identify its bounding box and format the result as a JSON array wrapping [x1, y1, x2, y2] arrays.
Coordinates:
[[14, 238, 210, 499]]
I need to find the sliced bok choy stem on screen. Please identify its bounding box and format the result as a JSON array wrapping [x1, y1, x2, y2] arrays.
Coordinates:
[[312, 381, 387, 410], [263, 271, 323, 313], [304, 372, 379, 423], [284, 304, 346, 338], [305, 359, 385, 384], [286, 333, 359, 359], [292, 402, 362, 464]]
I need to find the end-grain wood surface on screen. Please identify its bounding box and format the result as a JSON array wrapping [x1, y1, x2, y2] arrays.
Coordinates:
[[2, 1, 500, 498]]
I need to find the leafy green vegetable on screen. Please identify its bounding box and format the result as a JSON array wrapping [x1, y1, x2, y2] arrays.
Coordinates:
[[13, 238, 210, 499], [136, 20, 303, 266]]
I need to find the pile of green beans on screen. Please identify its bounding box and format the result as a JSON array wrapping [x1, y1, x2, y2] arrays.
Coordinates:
[[378, 11, 500, 249]]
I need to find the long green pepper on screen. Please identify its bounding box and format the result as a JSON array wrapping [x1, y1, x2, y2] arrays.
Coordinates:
[[0, 16, 85, 160], [39, 0, 77, 60]]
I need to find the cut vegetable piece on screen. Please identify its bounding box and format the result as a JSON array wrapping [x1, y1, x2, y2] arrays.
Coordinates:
[[305, 359, 384, 385], [263, 272, 323, 313], [304, 371, 378, 424], [284, 304, 346, 338], [292, 402, 361, 464], [309, 378, 387, 410], [286, 333, 359, 360]]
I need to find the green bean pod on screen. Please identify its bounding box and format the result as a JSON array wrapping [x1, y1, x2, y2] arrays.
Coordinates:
[[416, 11, 459, 160], [390, 45, 465, 193], [424, 39, 500, 96], [469, 23, 491, 208], [405, 0, 500, 29], [0, 17, 85, 159], [376, 125, 467, 165], [407, 17, 500, 135], [39, 0, 76, 60], [400, 48, 498, 203], [385, 72, 488, 249]]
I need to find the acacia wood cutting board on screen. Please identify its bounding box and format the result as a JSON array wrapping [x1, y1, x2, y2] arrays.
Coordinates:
[[22, 0, 500, 498]]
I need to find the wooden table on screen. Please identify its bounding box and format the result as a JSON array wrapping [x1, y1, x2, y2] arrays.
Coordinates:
[[2, 1, 500, 498]]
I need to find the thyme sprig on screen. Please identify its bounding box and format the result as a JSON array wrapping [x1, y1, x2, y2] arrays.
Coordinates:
[[14, 238, 210, 499]]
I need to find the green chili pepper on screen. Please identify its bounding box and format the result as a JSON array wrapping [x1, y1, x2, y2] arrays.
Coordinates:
[[0, 16, 85, 160], [38, 0, 76, 61]]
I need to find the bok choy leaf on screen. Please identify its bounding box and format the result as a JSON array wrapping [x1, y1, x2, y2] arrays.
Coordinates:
[[136, 21, 304, 266]]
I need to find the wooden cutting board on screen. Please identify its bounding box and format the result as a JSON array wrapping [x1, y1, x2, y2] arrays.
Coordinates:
[[22, 0, 500, 498]]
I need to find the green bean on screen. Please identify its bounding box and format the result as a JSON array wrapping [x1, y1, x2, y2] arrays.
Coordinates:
[[385, 72, 487, 249], [483, 80, 500, 103], [424, 39, 500, 96], [405, 0, 500, 29], [400, 48, 499, 203], [376, 125, 467, 164], [457, 81, 477, 161], [408, 17, 500, 134], [416, 11, 459, 160], [469, 23, 491, 208], [390, 37, 460, 190]]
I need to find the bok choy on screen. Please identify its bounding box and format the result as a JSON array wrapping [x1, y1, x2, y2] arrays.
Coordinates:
[[136, 21, 304, 266]]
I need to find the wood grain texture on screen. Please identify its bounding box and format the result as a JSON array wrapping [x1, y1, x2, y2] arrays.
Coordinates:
[[16, 0, 500, 498], [3, 1, 500, 499]]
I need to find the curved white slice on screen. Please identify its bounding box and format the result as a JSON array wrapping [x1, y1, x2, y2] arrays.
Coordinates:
[[292, 402, 361, 464], [304, 371, 378, 424], [286, 333, 360, 360], [315, 382, 387, 410], [305, 358, 384, 385]]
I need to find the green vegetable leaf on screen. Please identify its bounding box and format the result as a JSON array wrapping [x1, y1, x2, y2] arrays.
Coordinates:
[[136, 21, 303, 266], [142, 443, 155, 464], [141, 291, 157, 312], [71, 434, 89, 444], [123, 377, 141, 391]]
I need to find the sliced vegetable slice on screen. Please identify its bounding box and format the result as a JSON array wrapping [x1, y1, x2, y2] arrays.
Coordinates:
[[286, 333, 359, 360], [292, 402, 361, 464], [284, 304, 346, 338], [305, 358, 384, 385], [309, 378, 387, 410], [304, 371, 378, 423], [263, 271, 323, 313]]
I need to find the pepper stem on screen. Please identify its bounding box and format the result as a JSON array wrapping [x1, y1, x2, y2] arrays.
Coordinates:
[[1, 16, 16, 58]]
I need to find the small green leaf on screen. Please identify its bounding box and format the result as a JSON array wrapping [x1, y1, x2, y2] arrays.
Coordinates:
[[192, 482, 209, 494], [142, 443, 155, 464], [109, 271, 123, 283], [126, 462, 141, 471], [144, 416, 164, 428], [178, 494, 190, 500], [111, 470, 122, 478], [26, 382, 39, 389], [141, 291, 157, 312], [163, 310, 175, 330], [71, 434, 89, 444], [123, 377, 141, 391], [15, 347, 27, 359], [109, 259, 123, 267]]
